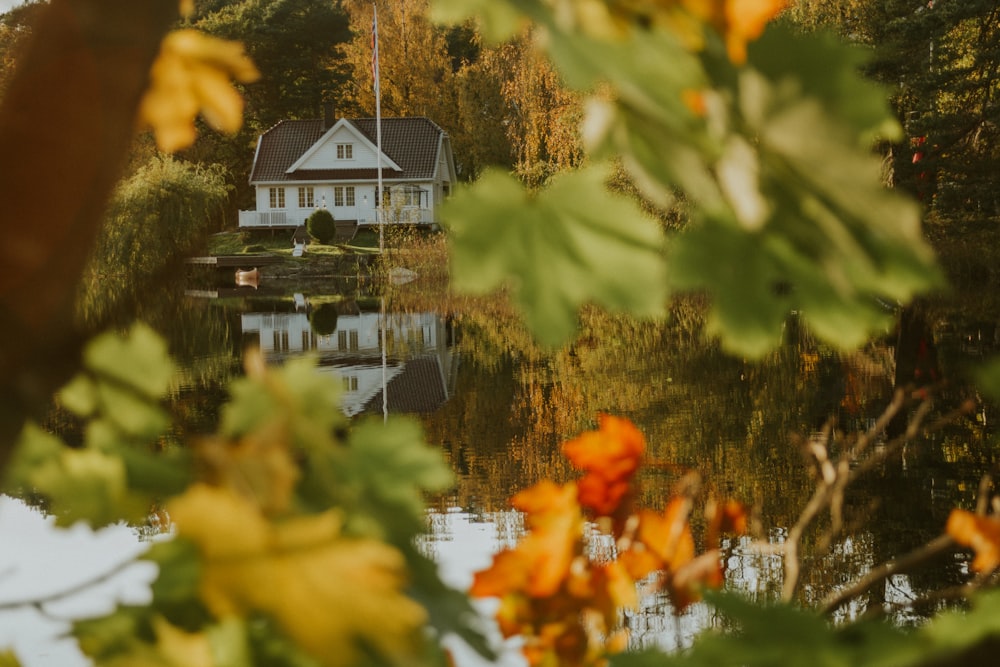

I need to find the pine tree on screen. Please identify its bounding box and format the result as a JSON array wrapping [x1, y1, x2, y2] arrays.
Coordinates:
[[790, 0, 1000, 223]]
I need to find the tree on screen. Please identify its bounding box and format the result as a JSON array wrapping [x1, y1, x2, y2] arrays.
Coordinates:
[[339, 0, 456, 122], [180, 0, 353, 223], [0, 1, 46, 99], [78, 155, 231, 326], [448, 33, 513, 179], [492, 32, 584, 187], [196, 0, 352, 128], [790, 0, 1000, 223], [0, 0, 178, 458]]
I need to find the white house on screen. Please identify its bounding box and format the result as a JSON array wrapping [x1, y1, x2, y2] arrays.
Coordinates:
[[239, 114, 457, 230], [240, 307, 456, 416]]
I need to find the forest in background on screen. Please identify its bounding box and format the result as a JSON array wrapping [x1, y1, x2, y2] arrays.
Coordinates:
[[3, 0, 1000, 245]]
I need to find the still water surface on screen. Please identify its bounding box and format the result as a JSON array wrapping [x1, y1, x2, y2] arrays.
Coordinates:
[[2, 273, 997, 664]]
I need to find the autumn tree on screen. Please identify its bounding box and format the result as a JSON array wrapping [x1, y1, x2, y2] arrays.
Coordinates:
[[0, 1, 46, 100], [178, 0, 352, 218], [338, 0, 456, 122], [450, 33, 515, 179]]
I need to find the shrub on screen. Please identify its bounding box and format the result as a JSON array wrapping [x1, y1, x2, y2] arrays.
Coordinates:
[[309, 302, 339, 336], [306, 208, 336, 244]]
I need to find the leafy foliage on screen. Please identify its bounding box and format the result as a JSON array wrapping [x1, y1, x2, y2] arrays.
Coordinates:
[[306, 208, 337, 244], [470, 414, 747, 667], [7, 2, 1000, 667], [140, 28, 259, 152], [446, 166, 667, 347], [3, 328, 485, 667], [437, 0, 943, 355], [79, 155, 231, 326]]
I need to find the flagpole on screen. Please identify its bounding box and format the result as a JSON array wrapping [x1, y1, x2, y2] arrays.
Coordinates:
[[373, 3, 384, 255], [373, 4, 386, 421]]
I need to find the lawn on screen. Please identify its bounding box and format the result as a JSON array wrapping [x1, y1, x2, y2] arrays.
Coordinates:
[[206, 229, 381, 257]]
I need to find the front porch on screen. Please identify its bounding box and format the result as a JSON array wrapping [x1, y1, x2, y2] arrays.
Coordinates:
[[239, 206, 435, 229]]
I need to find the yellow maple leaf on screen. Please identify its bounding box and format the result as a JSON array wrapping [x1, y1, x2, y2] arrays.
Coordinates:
[[196, 422, 299, 515], [152, 616, 214, 667], [140, 29, 260, 152], [167, 485, 427, 667]]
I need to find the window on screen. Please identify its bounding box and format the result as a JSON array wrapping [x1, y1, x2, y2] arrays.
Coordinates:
[[336, 143, 353, 159], [391, 185, 425, 207], [298, 187, 314, 208], [333, 186, 356, 207], [269, 187, 285, 209], [301, 330, 316, 350]]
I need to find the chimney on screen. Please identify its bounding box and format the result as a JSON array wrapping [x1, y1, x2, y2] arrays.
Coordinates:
[[323, 102, 335, 131]]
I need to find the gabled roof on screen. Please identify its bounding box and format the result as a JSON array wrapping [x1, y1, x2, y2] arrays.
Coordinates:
[[361, 356, 449, 415], [249, 116, 447, 184]]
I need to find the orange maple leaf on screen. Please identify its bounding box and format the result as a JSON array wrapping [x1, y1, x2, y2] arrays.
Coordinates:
[[632, 498, 728, 611], [563, 414, 646, 515], [471, 481, 584, 599], [706, 497, 748, 546], [724, 0, 788, 63], [947, 509, 1000, 573], [636, 500, 696, 572]]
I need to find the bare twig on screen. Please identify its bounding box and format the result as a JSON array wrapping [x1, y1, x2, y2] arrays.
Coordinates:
[[778, 391, 975, 603], [820, 534, 955, 615], [0, 556, 143, 616]]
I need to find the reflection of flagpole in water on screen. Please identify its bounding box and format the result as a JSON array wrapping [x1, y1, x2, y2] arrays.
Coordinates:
[[381, 295, 388, 422]]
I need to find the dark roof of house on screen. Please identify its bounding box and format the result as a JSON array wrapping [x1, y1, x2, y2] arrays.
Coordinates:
[[361, 356, 448, 415], [249, 116, 445, 184]]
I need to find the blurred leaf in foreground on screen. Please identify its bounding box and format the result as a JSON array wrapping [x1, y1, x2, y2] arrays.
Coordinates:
[[168, 484, 427, 667], [445, 166, 667, 347]]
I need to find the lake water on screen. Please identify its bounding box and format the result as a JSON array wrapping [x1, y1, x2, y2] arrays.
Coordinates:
[[1, 268, 996, 665]]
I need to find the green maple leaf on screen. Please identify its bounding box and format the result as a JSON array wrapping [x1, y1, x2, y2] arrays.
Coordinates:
[[444, 166, 667, 347]]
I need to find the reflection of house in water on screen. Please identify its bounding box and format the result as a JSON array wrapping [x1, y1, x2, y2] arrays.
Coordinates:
[[241, 305, 457, 416]]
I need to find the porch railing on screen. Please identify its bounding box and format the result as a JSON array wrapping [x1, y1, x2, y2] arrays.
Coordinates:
[[239, 210, 291, 227], [240, 207, 435, 228]]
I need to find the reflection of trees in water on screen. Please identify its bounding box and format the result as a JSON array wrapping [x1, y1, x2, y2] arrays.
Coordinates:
[[418, 291, 996, 610]]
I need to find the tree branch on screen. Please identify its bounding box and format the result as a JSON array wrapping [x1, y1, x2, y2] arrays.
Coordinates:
[[0, 0, 178, 468], [820, 533, 955, 615]]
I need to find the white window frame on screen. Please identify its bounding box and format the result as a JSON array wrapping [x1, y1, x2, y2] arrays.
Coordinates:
[[297, 186, 314, 208], [269, 187, 285, 209], [333, 186, 356, 207], [336, 143, 353, 160]]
